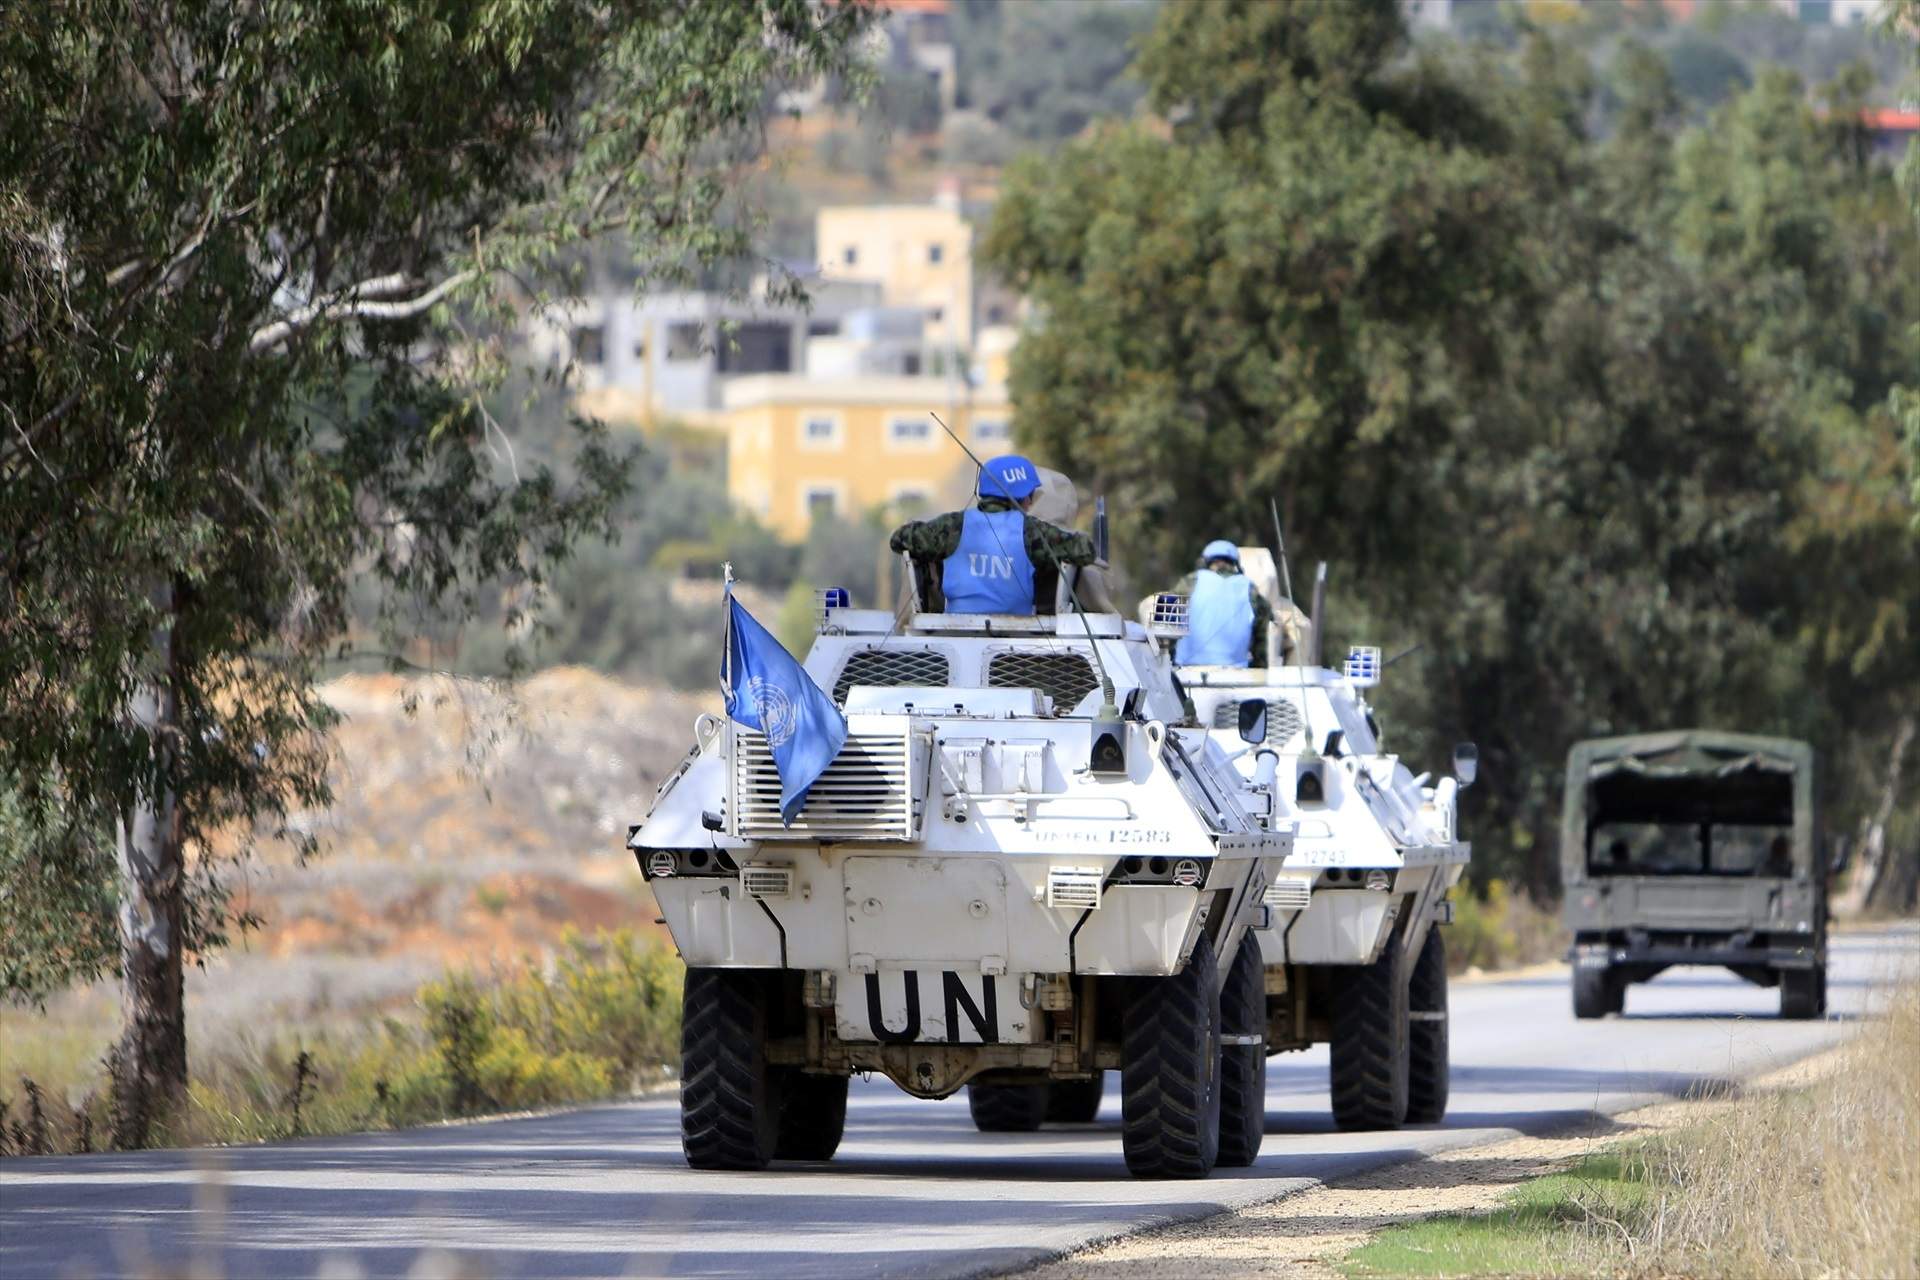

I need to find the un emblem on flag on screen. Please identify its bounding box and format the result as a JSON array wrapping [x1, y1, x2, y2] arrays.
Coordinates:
[[746, 676, 798, 748]]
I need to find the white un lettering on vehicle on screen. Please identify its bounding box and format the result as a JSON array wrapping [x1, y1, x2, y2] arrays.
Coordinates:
[[967, 553, 1018, 578]]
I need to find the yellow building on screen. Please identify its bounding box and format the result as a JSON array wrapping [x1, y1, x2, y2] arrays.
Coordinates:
[[815, 203, 975, 348], [722, 374, 1014, 539]]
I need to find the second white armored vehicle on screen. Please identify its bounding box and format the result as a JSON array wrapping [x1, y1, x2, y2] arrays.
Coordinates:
[[631, 575, 1294, 1178], [1159, 550, 1476, 1131]]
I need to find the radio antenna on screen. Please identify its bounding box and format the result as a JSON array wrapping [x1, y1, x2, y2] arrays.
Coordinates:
[[928, 411, 1118, 717]]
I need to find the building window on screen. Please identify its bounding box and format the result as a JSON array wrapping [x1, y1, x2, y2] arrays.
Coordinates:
[[902, 352, 922, 376], [805, 487, 839, 520], [890, 486, 930, 514], [632, 337, 647, 360], [807, 318, 841, 338], [986, 303, 1007, 325], [888, 416, 932, 447], [570, 325, 604, 366], [928, 306, 944, 324], [928, 243, 944, 264], [800, 414, 842, 449], [974, 419, 1011, 444], [842, 246, 858, 267], [666, 321, 704, 361]]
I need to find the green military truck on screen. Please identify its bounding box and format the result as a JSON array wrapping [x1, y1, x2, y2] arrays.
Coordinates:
[[1562, 731, 1827, 1021]]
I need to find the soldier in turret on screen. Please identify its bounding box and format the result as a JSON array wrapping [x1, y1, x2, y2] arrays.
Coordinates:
[[1171, 540, 1274, 668], [888, 454, 1097, 615]]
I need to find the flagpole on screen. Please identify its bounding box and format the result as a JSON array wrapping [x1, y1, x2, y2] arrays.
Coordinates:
[[721, 560, 735, 703]]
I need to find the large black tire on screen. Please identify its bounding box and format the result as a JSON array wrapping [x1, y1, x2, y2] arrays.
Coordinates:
[[681, 967, 779, 1170], [1217, 931, 1266, 1167], [1121, 933, 1222, 1179], [1573, 964, 1621, 1019], [1406, 927, 1450, 1125], [1779, 965, 1826, 1020], [1045, 1075, 1105, 1124], [1329, 945, 1409, 1132], [774, 1071, 848, 1160], [968, 1082, 1049, 1132]]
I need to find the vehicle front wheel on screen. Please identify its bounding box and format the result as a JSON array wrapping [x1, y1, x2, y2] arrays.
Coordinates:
[[1045, 1074, 1105, 1124], [775, 1071, 848, 1160], [968, 1082, 1049, 1132], [1573, 964, 1620, 1020], [1779, 965, 1826, 1020], [681, 967, 779, 1170], [1217, 931, 1266, 1167], [1329, 944, 1410, 1132], [1121, 933, 1222, 1179], [1406, 927, 1450, 1125]]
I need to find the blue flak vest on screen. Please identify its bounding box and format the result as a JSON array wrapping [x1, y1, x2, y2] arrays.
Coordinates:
[[1177, 569, 1255, 666], [942, 507, 1037, 615]]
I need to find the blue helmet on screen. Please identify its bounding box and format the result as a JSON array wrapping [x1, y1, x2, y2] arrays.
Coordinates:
[[1201, 539, 1240, 564], [980, 454, 1042, 501]]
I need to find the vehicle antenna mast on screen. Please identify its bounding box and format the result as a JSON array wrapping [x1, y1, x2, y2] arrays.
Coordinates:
[[928, 412, 1119, 718]]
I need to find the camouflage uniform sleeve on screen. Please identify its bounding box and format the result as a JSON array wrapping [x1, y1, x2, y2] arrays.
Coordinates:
[[1172, 571, 1199, 595], [1024, 517, 1096, 568], [1249, 587, 1274, 668], [889, 511, 966, 560]]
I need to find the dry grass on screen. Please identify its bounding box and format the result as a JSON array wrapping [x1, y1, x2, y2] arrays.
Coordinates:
[[1630, 979, 1920, 1277]]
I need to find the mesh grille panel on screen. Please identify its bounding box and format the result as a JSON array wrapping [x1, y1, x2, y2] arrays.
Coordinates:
[[986, 652, 1099, 713], [831, 648, 951, 703], [1211, 697, 1305, 746]]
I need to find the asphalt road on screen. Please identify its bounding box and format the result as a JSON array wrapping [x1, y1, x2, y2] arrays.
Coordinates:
[[3, 926, 1913, 1280]]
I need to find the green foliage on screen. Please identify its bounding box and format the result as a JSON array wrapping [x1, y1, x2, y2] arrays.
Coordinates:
[[1341, 1148, 1657, 1278], [0, 0, 873, 1031], [951, 0, 1159, 144], [0, 928, 684, 1153], [0, 779, 118, 1002], [1444, 880, 1565, 974], [985, 0, 1920, 892]]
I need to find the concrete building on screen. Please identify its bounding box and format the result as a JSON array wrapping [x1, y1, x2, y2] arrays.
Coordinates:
[[527, 281, 883, 422], [815, 198, 975, 348], [720, 374, 1012, 539]]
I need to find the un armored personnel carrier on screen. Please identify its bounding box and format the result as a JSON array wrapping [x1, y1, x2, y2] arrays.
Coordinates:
[[1562, 731, 1827, 1020], [630, 575, 1294, 1178], [1155, 550, 1475, 1131]]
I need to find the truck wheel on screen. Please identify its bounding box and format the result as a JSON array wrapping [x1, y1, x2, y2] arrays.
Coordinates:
[[1573, 965, 1618, 1019], [1406, 927, 1449, 1125], [1329, 946, 1409, 1132], [1780, 965, 1826, 1020], [1121, 933, 1222, 1178], [1217, 931, 1267, 1167], [774, 1071, 848, 1160], [968, 1083, 1049, 1132], [681, 967, 778, 1170], [1045, 1075, 1105, 1124]]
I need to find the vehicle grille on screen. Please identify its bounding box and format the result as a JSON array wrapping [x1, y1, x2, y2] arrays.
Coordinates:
[[730, 728, 918, 839], [831, 647, 951, 703], [1212, 697, 1304, 747], [741, 865, 793, 898], [987, 652, 1098, 713], [1262, 876, 1313, 911], [1046, 866, 1103, 911]]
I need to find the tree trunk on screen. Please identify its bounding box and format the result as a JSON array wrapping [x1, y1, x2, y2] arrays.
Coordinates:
[[1861, 716, 1916, 916], [111, 582, 187, 1149]]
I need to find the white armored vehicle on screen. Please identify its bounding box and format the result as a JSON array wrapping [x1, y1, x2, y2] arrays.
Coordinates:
[[630, 576, 1295, 1178], [1158, 550, 1476, 1131]]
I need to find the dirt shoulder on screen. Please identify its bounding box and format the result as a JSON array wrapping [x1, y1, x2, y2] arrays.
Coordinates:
[[1013, 1049, 1848, 1280]]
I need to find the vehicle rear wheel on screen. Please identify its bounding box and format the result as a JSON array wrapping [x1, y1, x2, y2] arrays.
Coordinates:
[[774, 1071, 848, 1160], [1779, 965, 1826, 1020], [1329, 944, 1410, 1132], [1573, 964, 1619, 1019], [1406, 927, 1450, 1125], [1121, 933, 1222, 1179], [968, 1082, 1049, 1132], [681, 967, 779, 1170], [1045, 1074, 1105, 1124], [1217, 931, 1266, 1167]]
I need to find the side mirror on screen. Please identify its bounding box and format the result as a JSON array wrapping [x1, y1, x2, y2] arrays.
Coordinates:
[[1453, 742, 1479, 789], [1237, 698, 1268, 745]]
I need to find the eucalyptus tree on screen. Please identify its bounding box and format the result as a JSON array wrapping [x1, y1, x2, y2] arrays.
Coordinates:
[[0, 0, 871, 1144]]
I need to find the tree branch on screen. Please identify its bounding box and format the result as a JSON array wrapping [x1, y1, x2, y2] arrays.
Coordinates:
[[247, 270, 474, 353]]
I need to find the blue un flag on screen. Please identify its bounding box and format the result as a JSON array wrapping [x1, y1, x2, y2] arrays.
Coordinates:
[[723, 588, 848, 826]]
